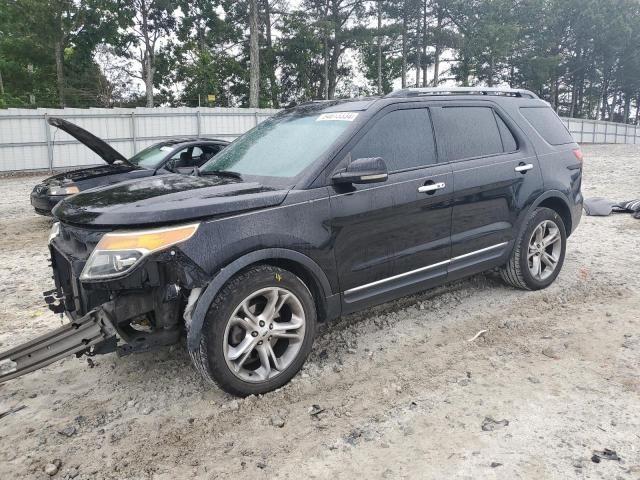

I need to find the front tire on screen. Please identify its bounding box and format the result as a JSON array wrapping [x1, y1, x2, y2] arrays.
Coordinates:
[[501, 207, 567, 290], [191, 265, 317, 396]]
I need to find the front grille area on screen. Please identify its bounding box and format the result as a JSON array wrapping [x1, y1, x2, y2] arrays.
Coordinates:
[[58, 223, 109, 260], [50, 244, 80, 314], [50, 223, 111, 317]]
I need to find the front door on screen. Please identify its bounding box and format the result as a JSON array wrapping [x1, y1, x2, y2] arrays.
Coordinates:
[[328, 106, 453, 312], [430, 103, 543, 280]]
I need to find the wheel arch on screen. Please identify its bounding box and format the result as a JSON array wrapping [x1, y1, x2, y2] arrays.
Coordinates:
[[187, 248, 338, 351], [527, 190, 573, 236]]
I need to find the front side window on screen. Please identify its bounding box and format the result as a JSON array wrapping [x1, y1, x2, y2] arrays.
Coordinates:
[[434, 106, 504, 162], [350, 108, 436, 171], [201, 112, 356, 178]]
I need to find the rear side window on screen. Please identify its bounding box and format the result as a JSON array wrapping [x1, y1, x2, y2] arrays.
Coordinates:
[[495, 114, 518, 152], [351, 108, 436, 171], [434, 107, 503, 161], [520, 107, 574, 145]]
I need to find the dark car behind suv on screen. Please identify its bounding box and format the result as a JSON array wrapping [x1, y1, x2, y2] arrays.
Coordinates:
[[30, 117, 228, 215], [1, 88, 583, 396]]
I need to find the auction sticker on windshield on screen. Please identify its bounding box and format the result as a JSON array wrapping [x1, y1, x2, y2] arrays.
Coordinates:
[[316, 112, 358, 122]]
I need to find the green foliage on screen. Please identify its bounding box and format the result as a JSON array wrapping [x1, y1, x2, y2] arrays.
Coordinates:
[[0, 0, 129, 107], [0, 0, 638, 123]]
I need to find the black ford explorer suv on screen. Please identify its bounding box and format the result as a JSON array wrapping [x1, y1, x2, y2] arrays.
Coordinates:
[[31, 118, 228, 215], [0, 88, 583, 396]]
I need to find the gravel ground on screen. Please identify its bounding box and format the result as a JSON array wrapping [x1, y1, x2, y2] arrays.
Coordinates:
[[0, 144, 639, 480]]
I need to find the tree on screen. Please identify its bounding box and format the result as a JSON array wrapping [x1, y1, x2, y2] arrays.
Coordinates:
[[119, 0, 177, 107], [170, 0, 244, 107], [249, 0, 260, 106], [0, 0, 124, 107], [1, 0, 639, 122], [278, 10, 325, 103]]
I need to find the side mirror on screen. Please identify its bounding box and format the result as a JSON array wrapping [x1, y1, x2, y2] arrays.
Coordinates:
[[332, 157, 388, 185]]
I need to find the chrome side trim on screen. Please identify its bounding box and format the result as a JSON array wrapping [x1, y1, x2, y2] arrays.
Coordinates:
[[449, 241, 508, 262], [345, 259, 450, 294], [344, 242, 509, 295]]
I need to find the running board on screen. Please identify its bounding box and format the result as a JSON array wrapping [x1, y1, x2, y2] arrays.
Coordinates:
[[0, 308, 117, 383]]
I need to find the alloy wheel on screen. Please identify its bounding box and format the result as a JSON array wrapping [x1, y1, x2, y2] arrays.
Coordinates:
[[527, 220, 562, 281], [223, 287, 306, 383]]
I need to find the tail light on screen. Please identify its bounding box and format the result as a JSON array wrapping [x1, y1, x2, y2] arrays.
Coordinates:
[[573, 148, 584, 162]]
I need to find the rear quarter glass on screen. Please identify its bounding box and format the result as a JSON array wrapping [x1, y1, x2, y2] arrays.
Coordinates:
[[519, 107, 574, 145]]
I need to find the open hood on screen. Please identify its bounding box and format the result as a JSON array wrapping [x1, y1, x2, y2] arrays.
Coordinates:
[[48, 117, 130, 165]]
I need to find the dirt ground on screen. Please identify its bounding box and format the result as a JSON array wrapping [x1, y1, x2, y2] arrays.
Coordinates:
[[0, 144, 639, 480]]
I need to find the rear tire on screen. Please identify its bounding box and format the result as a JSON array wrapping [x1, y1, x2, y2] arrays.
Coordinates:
[[190, 265, 317, 396], [501, 207, 567, 290]]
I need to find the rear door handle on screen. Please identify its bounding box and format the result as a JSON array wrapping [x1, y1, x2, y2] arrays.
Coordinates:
[[515, 163, 534, 173], [418, 182, 446, 194]]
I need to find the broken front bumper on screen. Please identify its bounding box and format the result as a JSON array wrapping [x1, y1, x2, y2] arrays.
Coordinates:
[[0, 224, 205, 383], [0, 306, 117, 383]]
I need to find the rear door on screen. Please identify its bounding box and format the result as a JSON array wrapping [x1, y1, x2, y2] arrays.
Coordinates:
[[431, 103, 543, 280], [329, 104, 453, 310]]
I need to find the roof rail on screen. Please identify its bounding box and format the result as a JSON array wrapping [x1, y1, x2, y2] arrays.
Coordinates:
[[384, 87, 539, 99]]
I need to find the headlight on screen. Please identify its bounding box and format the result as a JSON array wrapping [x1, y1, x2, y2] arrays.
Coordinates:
[[49, 185, 80, 196], [80, 223, 199, 281], [48, 222, 60, 244]]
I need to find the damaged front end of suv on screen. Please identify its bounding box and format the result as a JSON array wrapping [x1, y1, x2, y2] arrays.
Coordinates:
[[0, 158, 295, 384], [0, 100, 352, 396], [0, 220, 209, 380]]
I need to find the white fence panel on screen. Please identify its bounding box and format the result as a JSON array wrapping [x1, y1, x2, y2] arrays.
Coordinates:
[[0, 107, 638, 173], [0, 107, 279, 172], [563, 118, 639, 145]]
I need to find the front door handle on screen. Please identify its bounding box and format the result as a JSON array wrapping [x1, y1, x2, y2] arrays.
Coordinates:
[[418, 182, 446, 194], [515, 163, 534, 173]]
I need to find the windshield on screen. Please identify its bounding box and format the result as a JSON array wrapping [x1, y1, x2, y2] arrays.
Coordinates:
[[127, 144, 174, 168], [200, 111, 357, 178]]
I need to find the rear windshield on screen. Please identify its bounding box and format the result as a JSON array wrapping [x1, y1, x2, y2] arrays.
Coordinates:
[[200, 112, 356, 178], [520, 107, 574, 145]]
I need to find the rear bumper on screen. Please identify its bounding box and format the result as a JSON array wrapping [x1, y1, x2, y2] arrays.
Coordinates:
[[30, 192, 67, 216], [570, 191, 583, 235]]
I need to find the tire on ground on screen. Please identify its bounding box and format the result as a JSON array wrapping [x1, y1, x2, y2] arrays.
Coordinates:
[[190, 264, 317, 396], [501, 207, 567, 291]]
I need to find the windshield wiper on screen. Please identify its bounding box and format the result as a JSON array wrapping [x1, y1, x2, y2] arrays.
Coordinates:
[[201, 170, 243, 179]]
